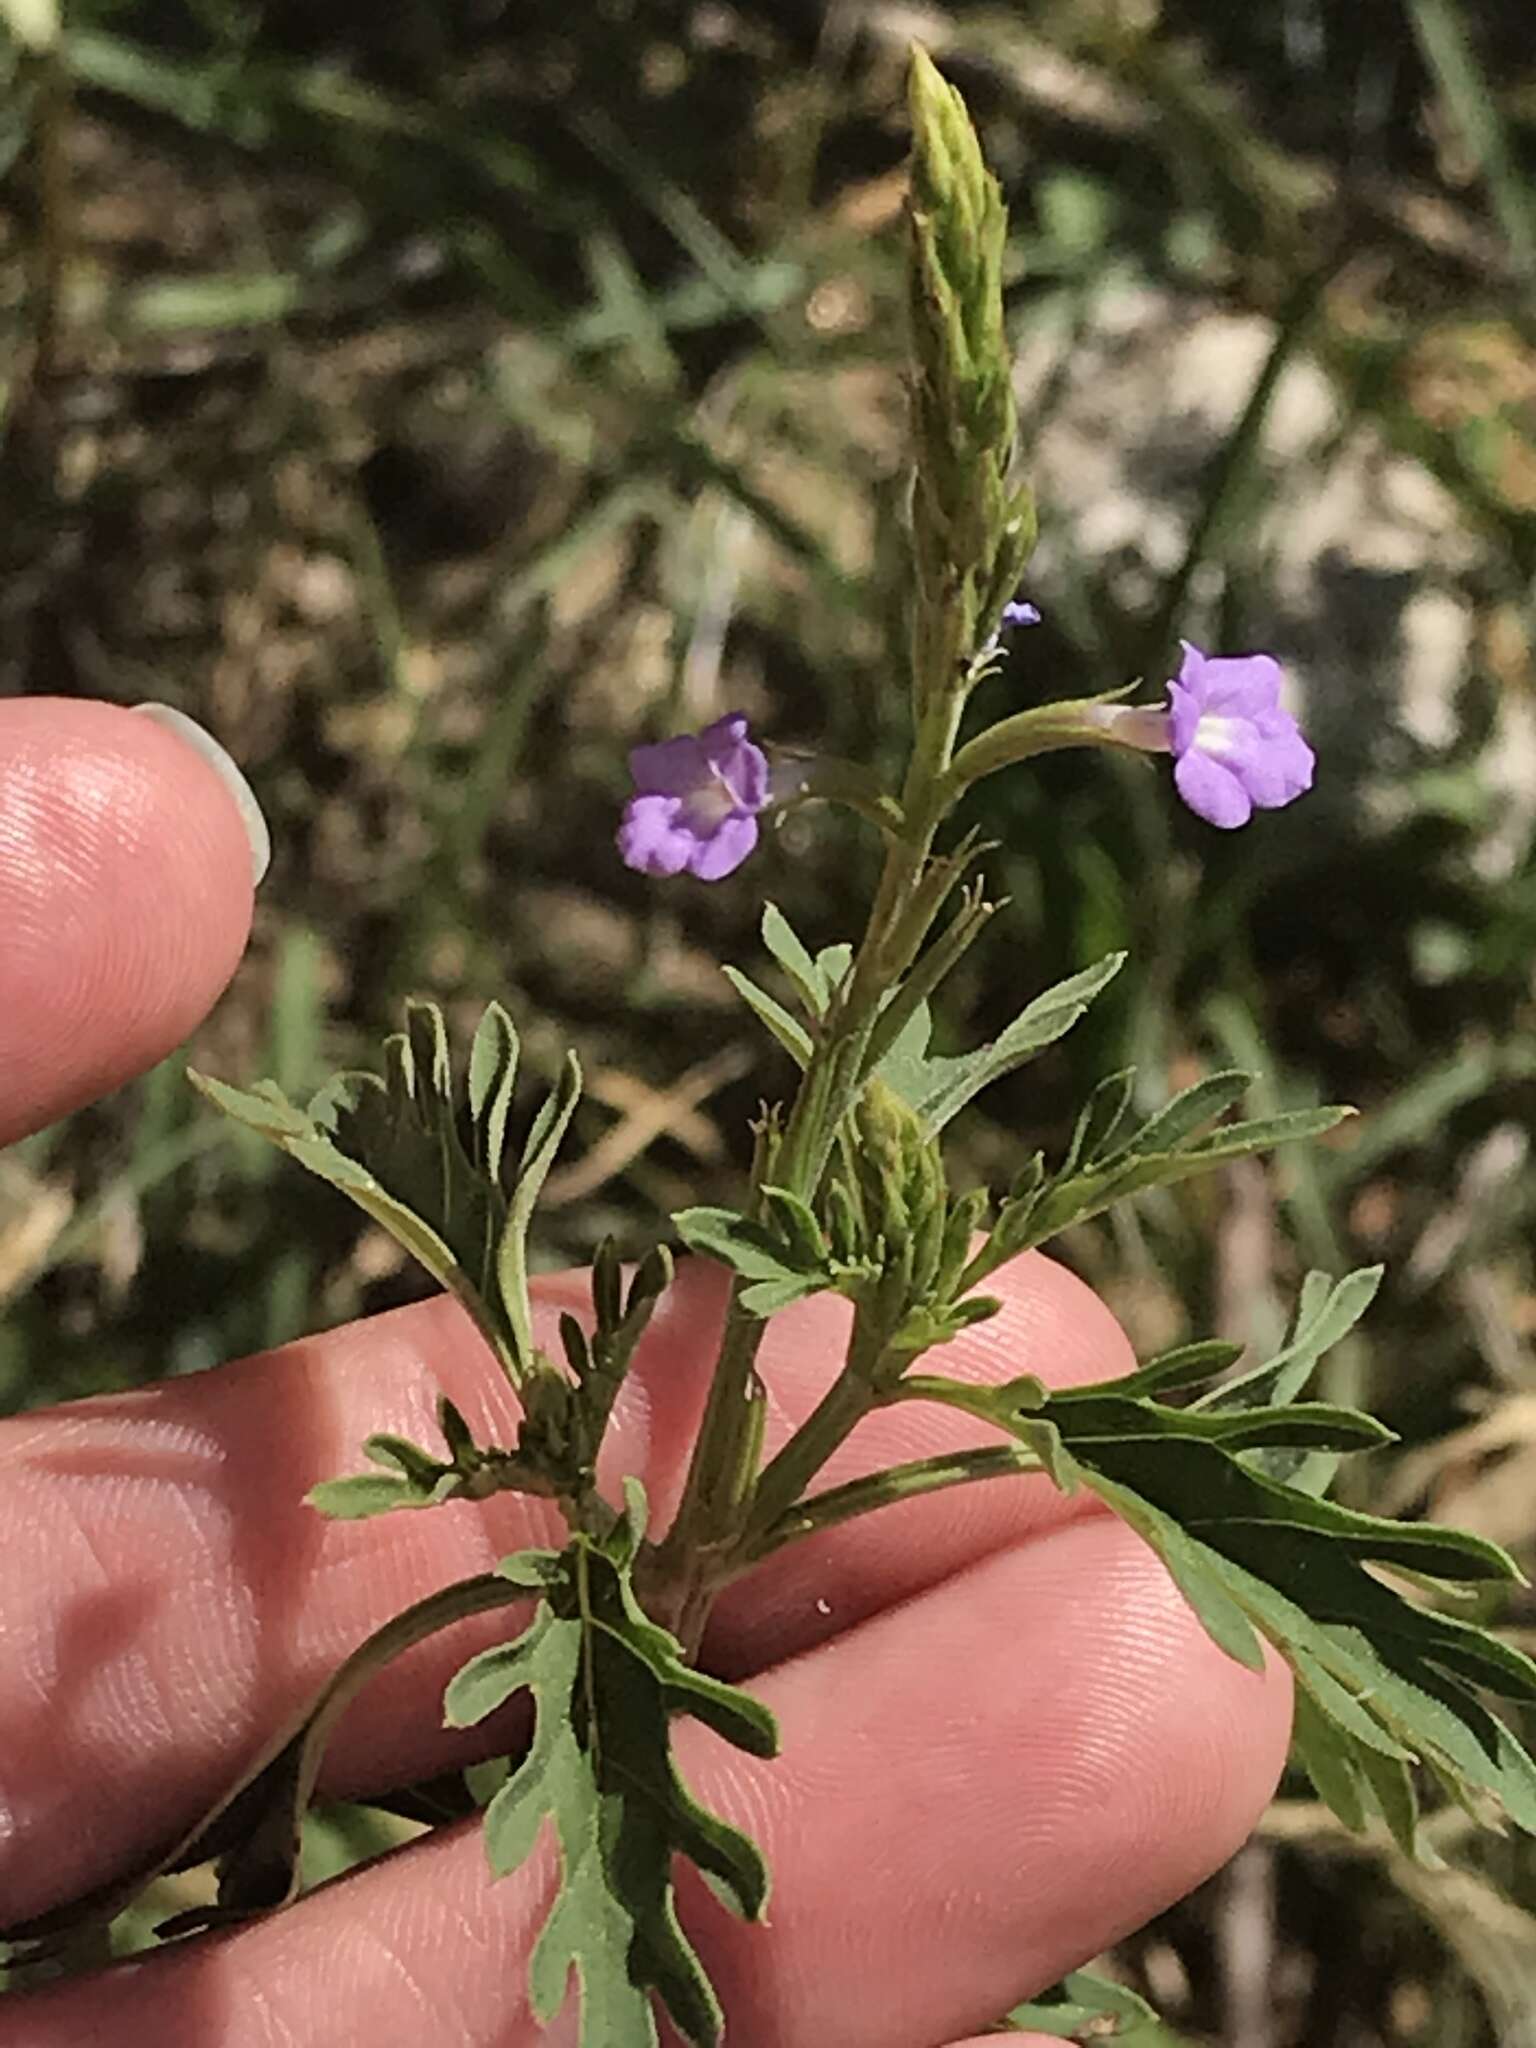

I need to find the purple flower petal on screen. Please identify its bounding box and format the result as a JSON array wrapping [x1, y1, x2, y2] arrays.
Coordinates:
[[617, 794, 695, 875], [1214, 716, 1315, 808], [629, 732, 709, 798], [1166, 676, 1203, 756], [699, 713, 770, 810], [1174, 746, 1253, 829], [1001, 600, 1042, 628], [1177, 642, 1281, 720], [1164, 642, 1312, 829], [618, 711, 773, 881], [1250, 713, 1315, 804], [687, 810, 759, 880]]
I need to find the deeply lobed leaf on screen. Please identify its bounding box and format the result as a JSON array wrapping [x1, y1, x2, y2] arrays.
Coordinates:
[[900, 1267, 1536, 1855], [192, 1002, 581, 1384], [444, 1521, 777, 2048]]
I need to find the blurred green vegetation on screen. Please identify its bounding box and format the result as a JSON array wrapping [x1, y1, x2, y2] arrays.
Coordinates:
[[3, 1, 1536, 2039]]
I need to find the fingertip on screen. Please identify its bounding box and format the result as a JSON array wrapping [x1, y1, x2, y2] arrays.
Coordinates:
[[131, 703, 270, 886], [0, 697, 260, 1141], [955, 1246, 1139, 1387]]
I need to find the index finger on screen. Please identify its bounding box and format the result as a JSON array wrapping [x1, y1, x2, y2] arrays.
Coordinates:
[[0, 698, 264, 1143]]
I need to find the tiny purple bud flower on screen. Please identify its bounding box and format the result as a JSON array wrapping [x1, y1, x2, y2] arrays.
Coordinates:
[[1165, 642, 1314, 829], [618, 711, 770, 881], [1000, 600, 1041, 629]]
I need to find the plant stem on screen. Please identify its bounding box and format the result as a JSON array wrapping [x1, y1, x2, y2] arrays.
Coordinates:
[[893, 1372, 1009, 1422], [859, 879, 995, 1080], [943, 699, 1170, 801], [741, 1347, 880, 1548], [743, 1444, 1041, 1564], [647, 596, 980, 1646]]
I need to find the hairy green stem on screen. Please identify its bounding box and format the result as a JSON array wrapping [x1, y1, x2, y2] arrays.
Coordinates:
[[743, 1444, 1041, 1564], [741, 1343, 882, 1549], [943, 699, 1169, 801], [860, 879, 996, 1080], [643, 1302, 767, 1646], [894, 1372, 1014, 1422], [648, 671, 975, 1643]]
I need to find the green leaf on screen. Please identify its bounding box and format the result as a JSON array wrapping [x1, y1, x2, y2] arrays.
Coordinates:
[[1182, 1104, 1356, 1163], [1355, 1740, 1425, 1859], [305, 1473, 422, 1520], [1046, 1405, 1536, 1848], [1110, 1339, 1245, 1400], [363, 1432, 447, 1486], [760, 902, 829, 1014], [445, 1601, 560, 1733], [990, 1103, 1352, 1262], [871, 997, 938, 1105], [882, 953, 1126, 1133], [672, 1205, 828, 1313], [467, 1003, 519, 1184], [739, 1274, 825, 1316], [1101, 1069, 1251, 1163], [498, 1052, 582, 1365], [1214, 1541, 1536, 1837], [814, 942, 853, 996], [447, 1538, 777, 2047], [1044, 1388, 1393, 1455], [1196, 1265, 1383, 1495], [1291, 1686, 1371, 1833], [439, 1395, 476, 1463], [720, 966, 813, 1067], [759, 1185, 829, 1268], [1058, 1408, 1507, 1582], [192, 1003, 581, 1386], [1007, 1969, 1161, 2037], [307, 1403, 549, 1523], [496, 1547, 567, 1592], [900, 1270, 1536, 1853], [1194, 1266, 1383, 1414], [1062, 1067, 1135, 1175]]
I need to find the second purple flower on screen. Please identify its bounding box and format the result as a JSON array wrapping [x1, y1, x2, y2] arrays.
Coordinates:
[[617, 711, 770, 881], [1166, 642, 1314, 830]]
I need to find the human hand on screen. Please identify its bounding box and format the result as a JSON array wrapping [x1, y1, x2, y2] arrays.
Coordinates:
[[0, 699, 1292, 2047]]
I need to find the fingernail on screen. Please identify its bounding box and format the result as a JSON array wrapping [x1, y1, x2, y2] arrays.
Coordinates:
[[131, 703, 271, 886]]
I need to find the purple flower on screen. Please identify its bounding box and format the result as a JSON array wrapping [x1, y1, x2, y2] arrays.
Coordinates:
[[1000, 600, 1041, 629], [618, 711, 770, 880], [1166, 642, 1314, 830]]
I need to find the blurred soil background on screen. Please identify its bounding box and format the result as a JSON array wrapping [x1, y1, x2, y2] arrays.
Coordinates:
[[4, 1, 1536, 2040]]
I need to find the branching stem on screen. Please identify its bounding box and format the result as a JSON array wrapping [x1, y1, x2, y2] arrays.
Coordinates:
[[743, 1444, 1041, 1564]]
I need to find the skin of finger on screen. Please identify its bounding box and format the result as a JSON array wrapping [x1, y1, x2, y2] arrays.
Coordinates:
[[0, 1253, 1131, 1923], [0, 1515, 1293, 2048], [0, 698, 255, 1144], [948, 2031, 1105, 2048]]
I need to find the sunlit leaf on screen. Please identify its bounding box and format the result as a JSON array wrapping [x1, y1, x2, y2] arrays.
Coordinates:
[[193, 1002, 580, 1385], [760, 902, 830, 1014], [1007, 1968, 1161, 2038], [901, 1268, 1536, 1852], [882, 952, 1126, 1133], [672, 1204, 828, 1313], [721, 966, 813, 1066], [445, 1534, 776, 2047]]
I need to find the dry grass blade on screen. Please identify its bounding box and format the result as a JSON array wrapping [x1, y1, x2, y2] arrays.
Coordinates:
[[0, 1162, 72, 1305], [544, 1045, 753, 1209]]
